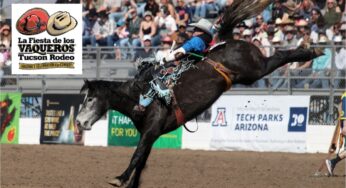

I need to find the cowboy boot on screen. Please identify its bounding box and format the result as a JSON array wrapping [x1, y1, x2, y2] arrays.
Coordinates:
[[132, 91, 154, 117]]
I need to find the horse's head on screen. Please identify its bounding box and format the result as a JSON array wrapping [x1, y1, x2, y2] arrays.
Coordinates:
[[76, 80, 110, 131]]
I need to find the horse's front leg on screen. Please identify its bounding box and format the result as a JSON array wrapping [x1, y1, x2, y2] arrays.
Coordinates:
[[108, 131, 159, 187], [126, 144, 153, 188]]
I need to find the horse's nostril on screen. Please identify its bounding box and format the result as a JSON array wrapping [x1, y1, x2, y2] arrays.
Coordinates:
[[76, 120, 81, 127], [84, 121, 89, 126]]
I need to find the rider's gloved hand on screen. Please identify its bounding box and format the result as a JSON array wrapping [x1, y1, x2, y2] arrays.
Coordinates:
[[160, 58, 167, 65]]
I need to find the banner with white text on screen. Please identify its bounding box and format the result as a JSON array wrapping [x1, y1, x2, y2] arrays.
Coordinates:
[[210, 95, 310, 153]]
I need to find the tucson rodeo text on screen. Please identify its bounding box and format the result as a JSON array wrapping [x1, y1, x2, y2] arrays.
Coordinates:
[[18, 37, 75, 60]]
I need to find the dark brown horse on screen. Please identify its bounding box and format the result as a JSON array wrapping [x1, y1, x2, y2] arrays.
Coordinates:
[[75, 0, 321, 187]]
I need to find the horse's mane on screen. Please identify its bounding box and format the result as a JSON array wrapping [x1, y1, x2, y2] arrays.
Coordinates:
[[218, 0, 272, 41], [80, 80, 124, 94]]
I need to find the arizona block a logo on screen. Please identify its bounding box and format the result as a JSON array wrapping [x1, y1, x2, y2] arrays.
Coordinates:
[[212, 107, 227, 127]]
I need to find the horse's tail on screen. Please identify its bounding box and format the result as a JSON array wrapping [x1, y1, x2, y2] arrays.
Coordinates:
[[218, 0, 272, 41]]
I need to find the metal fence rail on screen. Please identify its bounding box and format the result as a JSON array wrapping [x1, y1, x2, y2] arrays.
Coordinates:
[[1, 46, 345, 124]]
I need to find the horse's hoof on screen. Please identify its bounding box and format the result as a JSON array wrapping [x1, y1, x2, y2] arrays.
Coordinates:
[[108, 178, 123, 187]]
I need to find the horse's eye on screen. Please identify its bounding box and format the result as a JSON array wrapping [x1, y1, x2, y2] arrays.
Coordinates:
[[87, 98, 93, 102]]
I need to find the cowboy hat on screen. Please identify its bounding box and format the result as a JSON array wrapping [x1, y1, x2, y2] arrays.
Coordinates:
[[282, 0, 299, 15], [47, 11, 77, 36], [233, 28, 240, 34], [272, 36, 281, 43], [333, 35, 342, 43], [281, 14, 294, 25], [318, 36, 328, 43], [162, 36, 173, 43], [143, 11, 153, 18], [285, 25, 295, 32], [242, 29, 252, 36], [143, 35, 152, 41], [16, 8, 49, 35], [340, 24, 346, 31], [189, 18, 213, 36], [295, 19, 308, 27]]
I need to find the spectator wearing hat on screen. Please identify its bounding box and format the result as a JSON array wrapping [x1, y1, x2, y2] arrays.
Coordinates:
[[333, 35, 346, 88], [323, 0, 342, 28], [237, 22, 248, 36], [283, 25, 298, 48], [295, 19, 309, 40], [232, 28, 241, 40], [271, 35, 282, 46], [91, 11, 116, 47], [156, 36, 173, 63], [0, 24, 11, 48], [134, 35, 154, 60], [282, 0, 301, 16], [266, 26, 276, 44], [140, 11, 158, 46], [274, 18, 286, 41], [175, 0, 190, 26], [242, 29, 253, 43], [297, 36, 332, 88], [145, 0, 160, 17]]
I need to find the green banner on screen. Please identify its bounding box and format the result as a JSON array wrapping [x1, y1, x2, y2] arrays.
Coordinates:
[[108, 110, 182, 149], [108, 110, 140, 146], [1, 93, 22, 144]]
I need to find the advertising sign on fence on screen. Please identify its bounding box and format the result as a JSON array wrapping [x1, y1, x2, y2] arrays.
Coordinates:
[[108, 110, 182, 148], [21, 94, 42, 118], [0, 93, 21, 144], [210, 95, 310, 153], [108, 110, 140, 147], [40, 94, 84, 144], [11, 4, 82, 74]]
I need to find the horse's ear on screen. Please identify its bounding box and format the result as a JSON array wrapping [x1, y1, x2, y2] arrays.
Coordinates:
[[80, 79, 89, 94]]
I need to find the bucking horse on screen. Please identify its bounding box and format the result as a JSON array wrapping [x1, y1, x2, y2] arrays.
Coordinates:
[[75, 0, 322, 187]]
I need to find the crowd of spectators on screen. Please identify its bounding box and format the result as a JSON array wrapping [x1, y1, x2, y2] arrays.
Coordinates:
[[1, 0, 345, 89], [0, 21, 12, 85]]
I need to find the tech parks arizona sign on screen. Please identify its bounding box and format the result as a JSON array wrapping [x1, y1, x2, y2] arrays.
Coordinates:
[[12, 4, 82, 74]]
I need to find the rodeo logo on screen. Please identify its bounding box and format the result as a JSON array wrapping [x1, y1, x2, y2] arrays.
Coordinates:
[[12, 4, 82, 74], [212, 107, 227, 127]]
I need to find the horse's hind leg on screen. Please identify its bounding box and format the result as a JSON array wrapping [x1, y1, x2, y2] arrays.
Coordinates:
[[262, 48, 318, 77]]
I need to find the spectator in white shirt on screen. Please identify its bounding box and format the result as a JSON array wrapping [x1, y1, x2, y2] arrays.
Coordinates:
[[156, 5, 178, 38], [334, 36, 346, 88]]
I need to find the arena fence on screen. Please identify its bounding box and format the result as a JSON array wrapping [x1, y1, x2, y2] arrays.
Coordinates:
[[1, 45, 345, 124]]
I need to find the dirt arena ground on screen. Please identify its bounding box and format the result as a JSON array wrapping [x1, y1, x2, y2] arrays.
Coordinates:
[[1, 144, 345, 188]]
